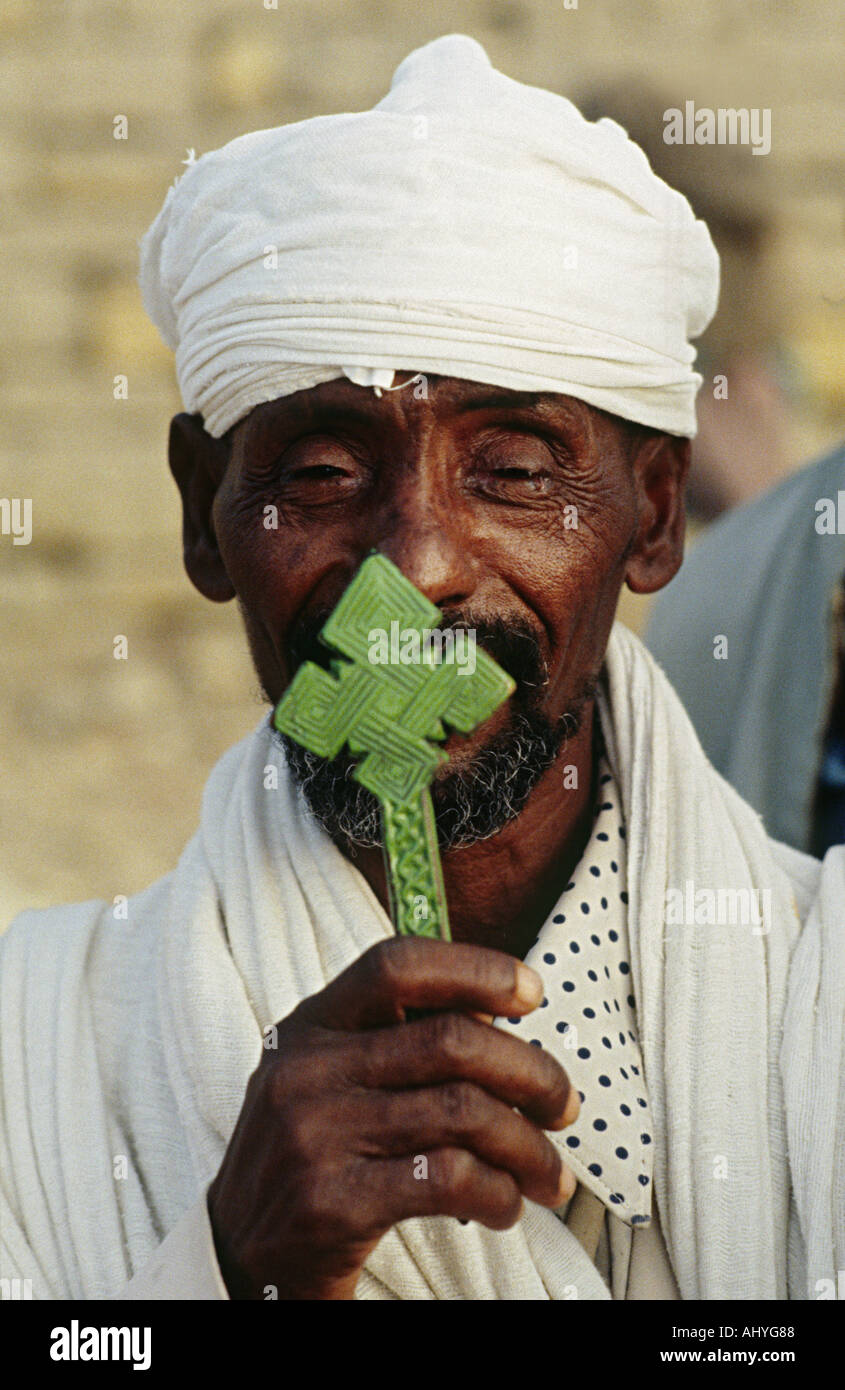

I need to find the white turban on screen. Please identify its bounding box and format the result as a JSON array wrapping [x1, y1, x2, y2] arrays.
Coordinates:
[[139, 34, 719, 439]]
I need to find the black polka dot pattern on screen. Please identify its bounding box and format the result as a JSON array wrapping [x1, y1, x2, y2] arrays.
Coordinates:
[[493, 751, 654, 1226]]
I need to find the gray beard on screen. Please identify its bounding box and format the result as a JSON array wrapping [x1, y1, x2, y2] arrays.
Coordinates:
[[274, 693, 593, 851]]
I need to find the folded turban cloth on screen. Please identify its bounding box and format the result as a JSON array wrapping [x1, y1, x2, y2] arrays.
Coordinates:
[[139, 33, 720, 439]]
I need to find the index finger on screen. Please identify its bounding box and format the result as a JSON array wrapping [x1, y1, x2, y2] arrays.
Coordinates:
[[297, 937, 544, 1031]]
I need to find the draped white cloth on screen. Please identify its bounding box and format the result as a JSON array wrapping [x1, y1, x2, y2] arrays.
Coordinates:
[[0, 624, 841, 1299], [138, 34, 719, 440]]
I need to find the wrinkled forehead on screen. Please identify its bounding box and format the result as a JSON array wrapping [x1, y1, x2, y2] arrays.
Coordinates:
[[227, 375, 608, 452]]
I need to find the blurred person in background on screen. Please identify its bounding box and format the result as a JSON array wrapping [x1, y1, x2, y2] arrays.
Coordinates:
[[645, 441, 845, 857]]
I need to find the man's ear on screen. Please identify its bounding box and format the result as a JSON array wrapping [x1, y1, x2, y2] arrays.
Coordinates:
[[168, 413, 236, 602], [624, 434, 690, 594]]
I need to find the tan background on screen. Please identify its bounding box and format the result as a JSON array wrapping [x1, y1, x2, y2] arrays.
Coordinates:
[[2, 0, 845, 922]]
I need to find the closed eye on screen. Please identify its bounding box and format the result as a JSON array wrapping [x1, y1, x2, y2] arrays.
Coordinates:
[[290, 464, 350, 478], [268, 435, 369, 504], [463, 429, 568, 504], [470, 464, 559, 501], [493, 466, 551, 479]]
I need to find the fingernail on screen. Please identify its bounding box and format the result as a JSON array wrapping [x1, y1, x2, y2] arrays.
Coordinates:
[[514, 963, 544, 1009], [562, 1085, 580, 1126], [557, 1165, 577, 1203]]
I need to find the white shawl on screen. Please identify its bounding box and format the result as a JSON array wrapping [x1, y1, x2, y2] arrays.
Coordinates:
[[1, 623, 842, 1299]]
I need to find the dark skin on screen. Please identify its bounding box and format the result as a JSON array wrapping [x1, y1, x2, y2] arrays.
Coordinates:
[[170, 372, 689, 1298]]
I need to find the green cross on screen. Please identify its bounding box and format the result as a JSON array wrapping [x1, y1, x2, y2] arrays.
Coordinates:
[[273, 553, 515, 940]]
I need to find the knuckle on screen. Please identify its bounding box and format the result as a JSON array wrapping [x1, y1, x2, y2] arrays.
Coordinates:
[[280, 1102, 324, 1167], [476, 949, 518, 997], [434, 1147, 477, 1201], [362, 937, 410, 997], [438, 1081, 483, 1134], [295, 1173, 340, 1232], [263, 1043, 318, 1106], [430, 1010, 473, 1064], [448, 943, 516, 1001], [532, 1048, 571, 1108], [294, 1160, 362, 1238]]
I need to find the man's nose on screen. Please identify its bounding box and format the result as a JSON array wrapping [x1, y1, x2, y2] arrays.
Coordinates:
[[372, 485, 479, 612]]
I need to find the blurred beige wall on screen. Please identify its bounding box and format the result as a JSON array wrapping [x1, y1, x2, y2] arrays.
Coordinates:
[[2, 0, 844, 920]]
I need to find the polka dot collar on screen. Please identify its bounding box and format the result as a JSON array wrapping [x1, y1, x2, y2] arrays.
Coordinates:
[[494, 754, 654, 1227]]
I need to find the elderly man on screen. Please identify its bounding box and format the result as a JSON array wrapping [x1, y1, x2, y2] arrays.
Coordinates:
[[1, 36, 842, 1303]]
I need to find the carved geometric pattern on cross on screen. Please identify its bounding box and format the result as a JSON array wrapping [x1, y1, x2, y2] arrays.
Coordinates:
[[274, 552, 516, 939]]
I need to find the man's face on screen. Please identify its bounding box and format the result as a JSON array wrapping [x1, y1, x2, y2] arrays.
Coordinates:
[[173, 373, 686, 846]]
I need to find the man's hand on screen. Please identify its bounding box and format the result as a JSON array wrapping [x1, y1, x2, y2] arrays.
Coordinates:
[[206, 938, 579, 1299]]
